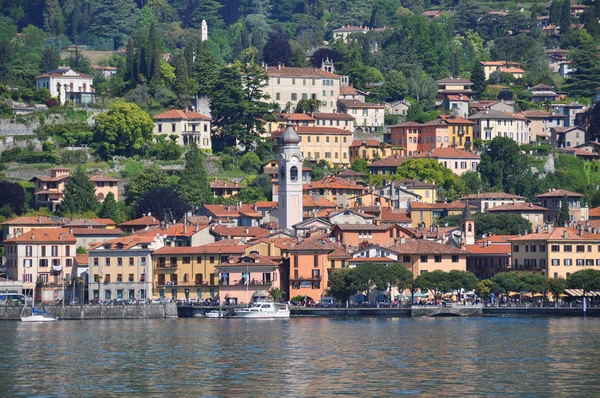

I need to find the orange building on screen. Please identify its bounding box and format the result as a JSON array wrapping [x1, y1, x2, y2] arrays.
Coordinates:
[[331, 223, 414, 249]]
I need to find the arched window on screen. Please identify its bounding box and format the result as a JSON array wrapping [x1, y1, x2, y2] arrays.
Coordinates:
[[468, 224, 472, 232], [97, 193, 105, 201], [290, 166, 298, 182]]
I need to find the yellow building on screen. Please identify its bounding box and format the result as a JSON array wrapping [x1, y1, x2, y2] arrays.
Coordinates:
[[349, 139, 398, 163], [273, 126, 353, 166], [439, 115, 475, 150], [151, 241, 248, 300], [509, 227, 600, 279], [487, 202, 548, 229]]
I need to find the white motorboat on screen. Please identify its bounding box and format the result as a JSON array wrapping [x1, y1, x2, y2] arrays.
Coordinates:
[[204, 310, 227, 318], [234, 301, 290, 319], [21, 308, 58, 322]]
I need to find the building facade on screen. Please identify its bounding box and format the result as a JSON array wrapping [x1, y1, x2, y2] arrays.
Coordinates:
[[153, 109, 212, 150], [35, 67, 94, 105]]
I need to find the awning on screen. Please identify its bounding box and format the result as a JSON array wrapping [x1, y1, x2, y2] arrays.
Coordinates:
[[252, 290, 268, 297], [564, 289, 600, 297]]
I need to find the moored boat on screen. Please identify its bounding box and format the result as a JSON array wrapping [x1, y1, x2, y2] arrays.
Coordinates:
[[204, 310, 227, 318], [233, 301, 290, 319], [21, 307, 58, 322]]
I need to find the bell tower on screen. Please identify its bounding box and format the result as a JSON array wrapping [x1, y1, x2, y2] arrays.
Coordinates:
[[278, 120, 304, 230], [461, 201, 475, 245]]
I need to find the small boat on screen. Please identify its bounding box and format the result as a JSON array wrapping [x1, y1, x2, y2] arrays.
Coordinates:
[[233, 301, 290, 319], [21, 307, 58, 323], [205, 310, 227, 318]]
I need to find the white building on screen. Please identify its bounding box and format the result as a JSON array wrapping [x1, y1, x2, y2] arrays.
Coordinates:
[[35, 67, 94, 105], [264, 64, 342, 113], [337, 99, 384, 133], [470, 109, 530, 144], [153, 109, 212, 150]]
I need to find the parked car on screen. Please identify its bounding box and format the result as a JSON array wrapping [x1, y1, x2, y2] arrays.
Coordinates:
[[151, 298, 163, 304], [318, 297, 339, 308]]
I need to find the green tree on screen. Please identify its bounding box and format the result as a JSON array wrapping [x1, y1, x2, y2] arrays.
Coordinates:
[[519, 273, 548, 295], [178, 145, 212, 209], [475, 279, 493, 302], [474, 213, 532, 237], [329, 268, 355, 303], [92, 102, 155, 159], [60, 166, 98, 216], [549, 0, 562, 25], [211, 62, 273, 151], [478, 137, 534, 197], [42, 0, 65, 34], [382, 262, 413, 300], [560, 0, 571, 36], [447, 270, 478, 301], [268, 287, 285, 302], [98, 191, 121, 223], [460, 171, 487, 195], [39, 47, 60, 73], [193, 43, 219, 95], [394, 158, 464, 201], [351, 158, 368, 174], [238, 187, 267, 203], [471, 60, 486, 97], [0, 181, 26, 215], [546, 277, 567, 307], [567, 269, 600, 299], [125, 163, 177, 205], [89, 0, 139, 47], [558, 195, 570, 226], [249, 173, 272, 200], [416, 270, 450, 301], [565, 34, 600, 98], [491, 272, 522, 294], [136, 186, 189, 221], [239, 152, 261, 173]]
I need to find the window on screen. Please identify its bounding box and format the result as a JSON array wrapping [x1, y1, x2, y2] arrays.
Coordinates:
[[291, 93, 297, 101], [434, 255, 442, 263], [564, 259, 572, 266], [403, 255, 411, 263], [129, 274, 134, 282], [25, 246, 32, 257], [551, 245, 560, 252], [420, 255, 428, 263], [576, 259, 584, 266], [105, 258, 111, 266], [39, 259, 48, 267], [586, 259, 594, 266], [117, 274, 122, 282], [94, 258, 98, 266], [514, 245, 519, 252], [564, 245, 572, 252], [105, 274, 111, 283], [51, 246, 58, 256], [117, 257, 123, 266], [576, 245, 585, 253], [540, 245, 546, 252], [171, 124, 176, 132], [41, 246, 46, 256], [452, 255, 459, 263], [23, 259, 32, 268], [129, 257, 134, 266], [275, 93, 280, 101]]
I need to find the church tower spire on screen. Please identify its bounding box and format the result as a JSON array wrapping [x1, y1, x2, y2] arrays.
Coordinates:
[[278, 120, 304, 230], [461, 200, 475, 245]]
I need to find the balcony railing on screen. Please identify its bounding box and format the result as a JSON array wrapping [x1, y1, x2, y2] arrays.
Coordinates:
[[156, 263, 178, 269], [220, 280, 273, 286], [290, 276, 322, 281]]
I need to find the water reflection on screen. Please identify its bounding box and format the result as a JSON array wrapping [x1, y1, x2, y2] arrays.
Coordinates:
[[0, 318, 599, 396]]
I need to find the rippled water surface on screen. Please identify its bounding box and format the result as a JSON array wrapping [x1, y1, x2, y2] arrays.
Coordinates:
[[1, 317, 599, 396]]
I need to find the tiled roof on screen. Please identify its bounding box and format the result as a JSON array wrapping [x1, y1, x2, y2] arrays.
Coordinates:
[[487, 202, 547, 212], [333, 223, 396, 231], [202, 204, 263, 218], [395, 179, 436, 188], [349, 257, 396, 263], [304, 177, 368, 191], [30, 174, 71, 182], [509, 227, 599, 241], [414, 148, 480, 159], [70, 228, 123, 236], [438, 115, 476, 125], [380, 207, 412, 223], [502, 67, 524, 74], [338, 99, 385, 109], [284, 239, 343, 253], [476, 235, 516, 244], [350, 139, 387, 148], [153, 243, 247, 255], [118, 215, 160, 227], [255, 201, 278, 209], [480, 61, 505, 66], [91, 234, 158, 250], [337, 169, 366, 177], [520, 110, 565, 119], [387, 239, 467, 254], [589, 206, 600, 217], [75, 254, 89, 264], [537, 189, 584, 198], [210, 180, 241, 189], [153, 109, 211, 120], [1, 216, 63, 226], [89, 175, 123, 182], [303, 195, 338, 208], [210, 226, 271, 239], [136, 223, 207, 237], [272, 126, 353, 136], [437, 78, 473, 84], [4, 228, 76, 244], [185, 215, 211, 226], [312, 112, 355, 120], [465, 244, 512, 255], [469, 109, 518, 120], [62, 218, 116, 228], [265, 66, 340, 79], [461, 192, 525, 200], [368, 154, 409, 168], [339, 86, 359, 95], [274, 113, 315, 121]]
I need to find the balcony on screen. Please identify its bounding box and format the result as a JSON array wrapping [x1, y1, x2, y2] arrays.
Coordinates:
[[156, 262, 178, 269], [220, 280, 273, 286], [290, 276, 322, 282], [157, 281, 178, 286]]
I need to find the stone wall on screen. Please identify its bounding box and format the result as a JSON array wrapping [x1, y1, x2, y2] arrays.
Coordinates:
[[0, 302, 178, 320]]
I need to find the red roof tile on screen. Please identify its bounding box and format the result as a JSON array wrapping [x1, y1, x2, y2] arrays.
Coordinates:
[[4, 228, 76, 244], [154, 109, 210, 120]]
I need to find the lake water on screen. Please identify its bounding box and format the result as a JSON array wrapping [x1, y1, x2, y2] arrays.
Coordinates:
[[0, 317, 599, 396]]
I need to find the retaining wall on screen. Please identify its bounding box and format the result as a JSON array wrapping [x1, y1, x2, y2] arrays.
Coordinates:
[[0, 302, 178, 320]]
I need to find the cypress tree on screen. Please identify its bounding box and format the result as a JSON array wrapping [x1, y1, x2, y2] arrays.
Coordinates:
[[471, 60, 486, 97], [125, 39, 136, 84], [560, 0, 571, 35], [60, 167, 98, 216], [184, 41, 195, 71], [558, 195, 570, 226], [99, 192, 121, 223], [193, 43, 218, 95], [178, 145, 212, 209]]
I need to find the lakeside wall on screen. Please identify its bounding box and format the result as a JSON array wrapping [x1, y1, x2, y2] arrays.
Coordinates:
[[0, 302, 178, 320]]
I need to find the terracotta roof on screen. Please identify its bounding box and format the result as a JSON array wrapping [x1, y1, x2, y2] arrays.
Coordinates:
[[339, 86, 359, 95], [487, 202, 547, 212], [414, 148, 480, 159], [70, 228, 123, 236], [35, 69, 92, 79], [350, 139, 387, 148], [136, 223, 208, 237], [202, 204, 262, 218], [274, 113, 315, 121], [461, 192, 525, 200], [369, 154, 409, 168], [89, 175, 123, 182], [118, 215, 160, 227], [303, 195, 338, 208], [332, 223, 397, 231], [437, 78, 473, 84], [446, 95, 470, 101], [387, 239, 467, 254], [349, 257, 396, 263], [380, 208, 412, 223], [30, 174, 71, 182], [210, 226, 271, 239], [564, 148, 600, 158], [465, 243, 512, 255], [185, 215, 211, 226], [520, 110, 565, 119], [272, 126, 353, 136], [395, 179, 436, 188], [589, 206, 600, 217], [265, 66, 340, 79], [338, 99, 385, 109], [509, 227, 599, 241], [304, 177, 368, 191], [62, 218, 116, 228], [216, 253, 280, 267], [553, 126, 585, 134], [476, 235, 516, 244], [153, 109, 211, 121], [480, 61, 505, 66], [502, 68, 524, 74], [284, 239, 344, 253], [312, 112, 355, 121], [91, 234, 158, 250], [438, 115, 476, 125], [469, 110, 518, 120], [537, 189, 584, 198], [255, 201, 278, 209], [1, 216, 63, 226], [4, 228, 76, 244], [337, 169, 365, 177], [409, 202, 476, 211], [75, 254, 89, 264], [153, 243, 247, 255], [210, 180, 241, 189]]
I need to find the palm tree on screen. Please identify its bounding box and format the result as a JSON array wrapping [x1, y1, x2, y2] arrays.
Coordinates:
[[269, 287, 285, 302]]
